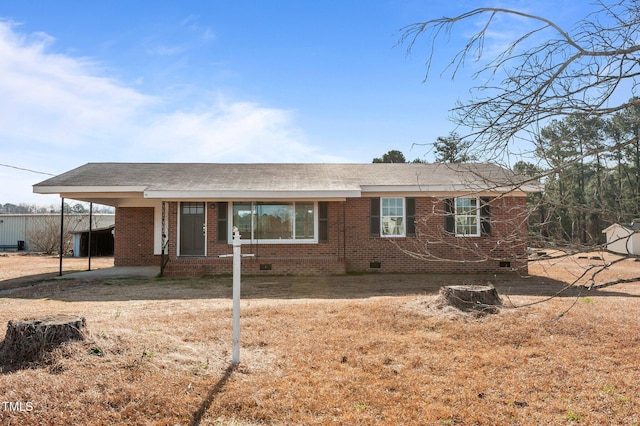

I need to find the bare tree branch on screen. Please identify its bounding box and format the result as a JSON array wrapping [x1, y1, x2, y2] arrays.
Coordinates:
[[401, 2, 640, 153]]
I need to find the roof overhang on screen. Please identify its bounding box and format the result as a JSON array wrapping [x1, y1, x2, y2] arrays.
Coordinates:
[[33, 185, 147, 194], [34, 182, 538, 204], [32, 186, 362, 205], [143, 189, 361, 200], [33, 184, 149, 207], [360, 184, 539, 195]]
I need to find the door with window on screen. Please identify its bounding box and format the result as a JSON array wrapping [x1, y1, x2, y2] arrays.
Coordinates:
[[180, 202, 205, 256]]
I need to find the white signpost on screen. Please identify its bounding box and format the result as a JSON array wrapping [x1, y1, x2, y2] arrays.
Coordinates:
[[219, 227, 253, 365]]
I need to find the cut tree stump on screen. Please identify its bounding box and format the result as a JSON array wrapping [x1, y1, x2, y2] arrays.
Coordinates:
[[439, 285, 502, 314], [0, 314, 86, 370]]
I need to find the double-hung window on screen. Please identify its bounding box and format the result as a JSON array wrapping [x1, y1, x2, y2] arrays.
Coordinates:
[[381, 197, 405, 237], [445, 196, 491, 237], [455, 197, 480, 237], [370, 197, 416, 237]]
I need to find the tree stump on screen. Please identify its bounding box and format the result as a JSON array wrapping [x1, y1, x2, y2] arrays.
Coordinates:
[[439, 285, 502, 314], [0, 314, 86, 370]]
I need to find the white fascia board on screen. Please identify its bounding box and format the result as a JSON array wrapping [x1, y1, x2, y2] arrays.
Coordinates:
[[360, 184, 538, 195], [59, 192, 145, 199], [143, 189, 361, 200], [361, 185, 453, 193], [33, 185, 147, 194], [518, 183, 544, 192]]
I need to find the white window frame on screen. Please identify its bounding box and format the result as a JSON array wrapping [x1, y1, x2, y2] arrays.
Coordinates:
[[381, 197, 405, 238], [455, 197, 480, 237], [229, 201, 318, 244]]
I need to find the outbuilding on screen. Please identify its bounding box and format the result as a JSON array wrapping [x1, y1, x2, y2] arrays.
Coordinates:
[[603, 221, 640, 255], [0, 213, 114, 252], [70, 224, 115, 257]]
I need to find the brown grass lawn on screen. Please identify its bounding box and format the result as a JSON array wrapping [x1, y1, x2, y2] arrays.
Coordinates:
[[0, 252, 639, 425]]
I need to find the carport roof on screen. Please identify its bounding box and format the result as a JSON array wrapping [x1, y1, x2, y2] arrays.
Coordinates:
[[33, 162, 540, 201]]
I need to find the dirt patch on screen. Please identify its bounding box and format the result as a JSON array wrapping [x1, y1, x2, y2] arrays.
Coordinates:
[[529, 249, 640, 288], [0, 253, 113, 289]]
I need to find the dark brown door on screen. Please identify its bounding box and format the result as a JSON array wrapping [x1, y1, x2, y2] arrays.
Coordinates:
[[180, 202, 205, 256]]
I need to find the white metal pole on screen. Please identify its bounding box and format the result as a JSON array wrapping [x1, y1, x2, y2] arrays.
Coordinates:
[[232, 226, 241, 364]]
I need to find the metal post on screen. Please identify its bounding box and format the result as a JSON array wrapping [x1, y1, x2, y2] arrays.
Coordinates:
[[160, 201, 167, 276], [59, 197, 64, 276], [88, 202, 93, 271], [232, 226, 241, 364]]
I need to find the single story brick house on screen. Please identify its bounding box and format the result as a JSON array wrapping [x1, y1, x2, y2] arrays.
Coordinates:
[[33, 162, 538, 276]]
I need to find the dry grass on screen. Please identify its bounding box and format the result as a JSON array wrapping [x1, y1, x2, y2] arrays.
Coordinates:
[[0, 253, 639, 425], [0, 252, 114, 285]]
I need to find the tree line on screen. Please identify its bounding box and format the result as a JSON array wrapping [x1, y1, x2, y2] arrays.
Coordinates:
[[0, 202, 114, 214], [519, 104, 640, 247], [374, 100, 640, 249]]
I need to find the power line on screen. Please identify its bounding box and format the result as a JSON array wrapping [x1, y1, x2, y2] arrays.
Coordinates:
[[0, 163, 55, 176]]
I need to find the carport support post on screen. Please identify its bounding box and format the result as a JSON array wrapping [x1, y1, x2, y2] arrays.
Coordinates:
[[59, 197, 64, 277], [232, 226, 241, 365], [88, 202, 93, 271]]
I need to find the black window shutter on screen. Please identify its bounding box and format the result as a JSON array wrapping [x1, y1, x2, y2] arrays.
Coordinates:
[[406, 198, 416, 236], [444, 198, 455, 234], [217, 202, 228, 242], [318, 202, 329, 242], [370, 198, 380, 236], [480, 197, 491, 236]]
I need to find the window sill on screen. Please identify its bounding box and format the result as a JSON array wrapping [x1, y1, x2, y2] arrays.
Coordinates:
[[228, 240, 319, 245]]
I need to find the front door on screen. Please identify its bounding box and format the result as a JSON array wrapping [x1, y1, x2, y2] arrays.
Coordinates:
[[180, 202, 205, 256]]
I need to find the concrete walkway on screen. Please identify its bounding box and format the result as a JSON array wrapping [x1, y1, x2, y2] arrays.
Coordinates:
[[58, 266, 159, 280]]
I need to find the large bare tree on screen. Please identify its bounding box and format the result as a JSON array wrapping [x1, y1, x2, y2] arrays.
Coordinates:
[[402, 1, 640, 156], [400, 1, 640, 289]]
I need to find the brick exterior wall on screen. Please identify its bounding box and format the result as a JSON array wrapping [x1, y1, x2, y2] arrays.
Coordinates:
[[115, 197, 529, 276], [344, 196, 528, 275], [114, 207, 157, 266], [162, 201, 347, 277]]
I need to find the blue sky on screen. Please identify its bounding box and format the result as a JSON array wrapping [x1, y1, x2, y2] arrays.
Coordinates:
[[0, 0, 588, 205]]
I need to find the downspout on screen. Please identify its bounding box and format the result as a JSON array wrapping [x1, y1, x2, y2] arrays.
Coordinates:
[[160, 201, 167, 276], [342, 200, 346, 263]]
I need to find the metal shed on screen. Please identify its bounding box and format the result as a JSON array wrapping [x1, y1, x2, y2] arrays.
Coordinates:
[[0, 214, 114, 252], [70, 225, 115, 257], [603, 221, 640, 255]]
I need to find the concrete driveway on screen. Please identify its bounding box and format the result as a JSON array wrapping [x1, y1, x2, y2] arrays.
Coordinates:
[[59, 266, 159, 280]]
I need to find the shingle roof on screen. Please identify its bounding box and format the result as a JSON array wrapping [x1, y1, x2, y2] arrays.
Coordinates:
[[34, 162, 539, 198]]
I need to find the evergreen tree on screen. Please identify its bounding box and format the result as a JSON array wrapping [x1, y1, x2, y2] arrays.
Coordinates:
[[433, 132, 476, 163]]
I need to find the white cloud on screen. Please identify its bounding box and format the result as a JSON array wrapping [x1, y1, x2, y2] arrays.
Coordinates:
[[141, 98, 330, 163], [0, 21, 154, 148], [0, 21, 342, 204]]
